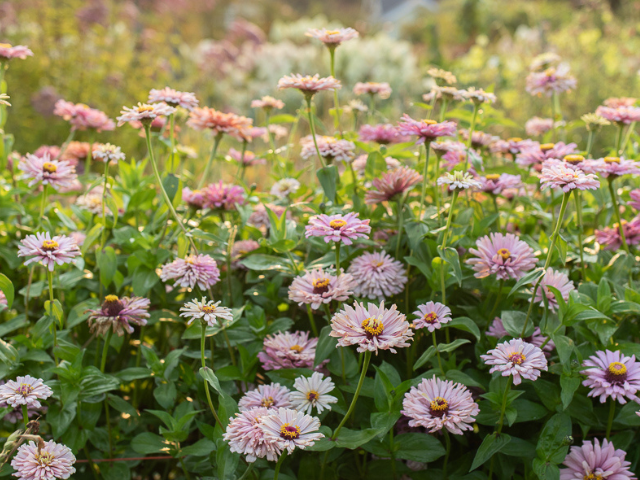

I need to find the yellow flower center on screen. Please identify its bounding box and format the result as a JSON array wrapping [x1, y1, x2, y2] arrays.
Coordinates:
[[544, 67, 557, 76], [325, 30, 341, 35], [290, 345, 303, 353], [0, 43, 12, 49], [604, 156, 621, 163], [329, 219, 347, 228], [280, 423, 301, 440], [362, 317, 384, 337], [312, 278, 331, 290], [202, 305, 216, 314], [16, 383, 34, 396], [261, 396, 275, 408], [564, 154, 584, 164], [184, 256, 196, 264], [584, 474, 604, 480], [508, 352, 526, 365], [137, 105, 155, 113], [42, 162, 58, 173], [608, 362, 627, 376], [430, 397, 449, 412], [497, 248, 511, 260], [422, 119, 437, 125], [307, 390, 319, 402], [104, 295, 119, 303], [423, 312, 438, 324], [35, 451, 54, 466], [508, 137, 523, 142], [375, 261, 385, 267], [41, 239, 59, 251], [485, 174, 501, 181], [540, 143, 555, 151]]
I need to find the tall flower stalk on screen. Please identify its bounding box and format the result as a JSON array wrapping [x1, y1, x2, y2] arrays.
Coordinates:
[[198, 132, 223, 189], [200, 321, 222, 425], [418, 142, 432, 220], [331, 350, 371, 440], [608, 178, 630, 254]]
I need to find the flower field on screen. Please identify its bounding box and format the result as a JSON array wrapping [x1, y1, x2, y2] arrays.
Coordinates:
[[1, 2, 640, 480]]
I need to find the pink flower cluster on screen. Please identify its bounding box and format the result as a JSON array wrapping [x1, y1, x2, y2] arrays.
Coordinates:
[[53, 100, 115, 131]]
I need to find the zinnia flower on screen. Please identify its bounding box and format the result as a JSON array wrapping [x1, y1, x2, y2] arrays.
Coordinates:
[[358, 124, 405, 144], [581, 350, 640, 404], [427, 68, 457, 85], [516, 142, 578, 169], [18, 232, 81, 272], [437, 171, 482, 190], [306, 28, 358, 45], [224, 407, 282, 462], [330, 301, 413, 354], [352, 155, 400, 175], [481, 339, 548, 385], [301, 135, 355, 163], [486, 318, 555, 355], [226, 148, 265, 167], [475, 174, 522, 195], [160, 254, 221, 290], [595, 105, 640, 125], [202, 181, 246, 210], [148, 87, 199, 110], [402, 376, 479, 435], [560, 438, 634, 480], [11, 440, 76, 480], [117, 102, 176, 127], [289, 268, 354, 310], [180, 298, 233, 327], [87, 295, 150, 336], [305, 212, 371, 245], [525, 117, 554, 137], [93, 143, 125, 164], [589, 156, 640, 178], [187, 107, 253, 140], [534, 268, 574, 312], [526, 64, 576, 97], [0, 375, 52, 408], [595, 219, 640, 251], [347, 251, 408, 300], [239, 384, 292, 411], [277, 74, 341, 97], [270, 178, 300, 199], [464, 87, 497, 104], [412, 302, 451, 332], [290, 372, 337, 414], [397, 115, 457, 144], [251, 96, 285, 111], [539, 164, 600, 192], [258, 331, 319, 371], [18, 153, 77, 191], [353, 82, 392, 99], [182, 187, 206, 209], [259, 407, 324, 453], [365, 167, 423, 203], [467, 233, 537, 280], [0, 43, 33, 60]]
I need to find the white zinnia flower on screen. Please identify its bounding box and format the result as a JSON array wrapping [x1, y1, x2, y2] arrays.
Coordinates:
[[290, 372, 338, 414], [179, 298, 233, 327]]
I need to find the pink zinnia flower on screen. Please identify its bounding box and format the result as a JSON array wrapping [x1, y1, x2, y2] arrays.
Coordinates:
[[160, 254, 221, 290], [534, 268, 574, 312], [187, 107, 253, 140], [481, 339, 548, 385], [259, 407, 324, 453], [464, 87, 497, 105], [227, 148, 265, 166], [595, 105, 640, 125], [33, 145, 61, 160], [0, 375, 52, 408], [180, 298, 233, 327], [202, 181, 246, 210], [347, 251, 408, 300], [277, 74, 341, 96], [486, 318, 555, 356], [18, 232, 81, 272], [87, 294, 150, 336], [224, 407, 282, 462], [117, 102, 176, 127], [11, 440, 76, 480], [306, 28, 359, 45], [70, 104, 115, 132], [467, 233, 537, 280], [605, 97, 637, 108], [589, 156, 640, 178], [516, 142, 578, 168], [560, 438, 634, 480], [412, 302, 451, 332], [359, 124, 405, 144], [330, 301, 413, 354], [365, 167, 423, 203], [232, 240, 260, 261], [459, 129, 499, 149], [18, 153, 77, 191], [525, 117, 554, 137], [182, 187, 206, 209], [305, 212, 371, 245], [353, 82, 392, 99], [301, 135, 355, 163], [0, 383, 46, 423], [539, 164, 600, 192], [629, 189, 640, 210], [476, 173, 522, 195], [239, 384, 292, 411], [0, 43, 33, 60], [148, 87, 199, 110], [595, 219, 640, 251], [270, 178, 300, 199], [402, 376, 479, 435], [581, 350, 640, 404], [289, 269, 354, 310], [397, 115, 457, 144], [526, 64, 576, 97], [258, 331, 319, 371], [352, 155, 400, 175], [251, 96, 285, 111]]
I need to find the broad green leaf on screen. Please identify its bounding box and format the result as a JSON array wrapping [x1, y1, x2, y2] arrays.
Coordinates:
[[470, 432, 511, 471]]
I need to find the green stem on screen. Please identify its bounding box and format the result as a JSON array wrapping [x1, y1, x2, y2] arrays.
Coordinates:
[[585, 130, 594, 157], [238, 463, 255, 480], [496, 376, 513, 434], [169, 113, 176, 173], [104, 398, 113, 458], [305, 97, 326, 170], [99, 161, 110, 273], [615, 124, 624, 156], [331, 350, 371, 440], [348, 160, 360, 199], [100, 327, 113, 373], [198, 132, 223, 189], [608, 178, 630, 254], [305, 304, 318, 337], [432, 331, 444, 375], [329, 47, 341, 136], [335, 242, 341, 273], [488, 279, 504, 322], [419, 142, 432, 219], [606, 399, 615, 439], [179, 457, 192, 480], [21, 405, 28, 429], [85, 137, 94, 179], [200, 321, 222, 425], [440, 190, 459, 305], [395, 199, 405, 259], [47, 270, 58, 365], [463, 104, 479, 170], [621, 122, 636, 155], [443, 429, 451, 480], [273, 451, 287, 480], [574, 190, 587, 280], [439, 98, 449, 123], [39, 184, 48, 226]]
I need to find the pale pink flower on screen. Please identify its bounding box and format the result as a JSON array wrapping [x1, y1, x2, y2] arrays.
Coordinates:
[[467, 233, 537, 281], [423, 86, 467, 102], [277, 74, 341, 96], [560, 438, 634, 480], [358, 124, 405, 144], [11, 440, 76, 480], [288, 268, 354, 310], [258, 331, 319, 371], [239, 384, 292, 411], [534, 268, 574, 312], [437, 171, 482, 190], [365, 167, 423, 203], [290, 372, 337, 415], [605, 97, 637, 108], [526, 64, 576, 97], [0, 43, 33, 60], [330, 301, 413, 354], [92, 143, 125, 164], [347, 251, 407, 300], [539, 164, 600, 192], [589, 156, 640, 178], [595, 219, 640, 251], [402, 376, 479, 435], [18, 153, 77, 191], [464, 87, 497, 104], [202, 181, 246, 210], [87, 294, 150, 336], [427, 68, 457, 85], [629, 189, 640, 210], [227, 148, 265, 166], [397, 115, 457, 144], [581, 350, 640, 404], [305, 213, 371, 245], [475, 174, 522, 195], [596, 105, 640, 125], [353, 82, 392, 99], [412, 302, 451, 332], [0, 375, 52, 408], [18, 232, 81, 271], [32, 145, 61, 160], [187, 107, 253, 140], [182, 187, 206, 209], [160, 254, 221, 290], [259, 407, 323, 453], [224, 407, 282, 462], [459, 129, 499, 149], [251, 96, 285, 111], [148, 87, 198, 110], [481, 339, 548, 385], [70, 104, 115, 131], [301, 135, 355, 163], [179, 298, 233, 327], [117, 102, 176, 127], [516, 142, 578, 168], [525, 117, 554, 137], [270, 178, 300, 199], [306, 28, 359, 45]]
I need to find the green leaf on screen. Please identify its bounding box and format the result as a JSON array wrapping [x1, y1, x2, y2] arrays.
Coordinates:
[[199, 367, 226, 397], [316, 165, 339, 202], [438, 338, 470, 353], [314, 325, 337, 367], [0, 273, 14, 309], [97, 246, 117, 287], [536, 413, 572, 464], [560, 374, 580, 410], [181, 438, 216, 456], [438, 246, 462, 286], [131, 432, 171, 455], [269, 113, 298, 124], [532, 459, 560, 480], [115, 367, 153, 382], [508, 268, 545, 297], [552, 334, 574, 365], [154, 383, 177, 410], [335, 427, 384, 449], [105, 196, 119, 228], [413, 345, 436, 370], [394, 433, 446, 462], [240, 254, 290, 272], [162, 173, 180, 203], [82, 224, 103, 255], [446, 370, 485, 389], [446, 317, 481, 341], [47, 402, 77, 438], [366, 151, 387, 178], [501, 310, 533, 338], [470, 432, 511, 471], [107, 395, 139, 418]]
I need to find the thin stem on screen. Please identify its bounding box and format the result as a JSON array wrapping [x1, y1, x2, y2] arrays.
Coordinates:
[[606, 399, 615, 439], [395, 199, 404, 259], [104, 399, 113, 458], [329, 47, 341, 136], [419, 142, 431, 219], [200, 321, 222, 425], [85, 137, 94, 179], [608, 178, 630, 254], [179, 457, 192, 480], [21, 405, 28, 429], [585, 130, 594, 157], [463, 104, 479, 170], [496, 376, 513, 434], [615, 124, 624, 156], [443, 429, 451, 480], [335, 242, 341, 273], [100, 328, 113, 373], [99, 161, 110, 289], [331, 350, 371, 440], [574, 190, 587, 280], [305, 305, 318, 337], [621, 122, 636, 154], [265, 111, 277, 154], [432, 331, 444, 375], [39, 185, 48, 226], [54, 129, 76, 161], [47, 270, 58, 365], [305, 97, 326, 170], [348, 161, 360, 198], [169, 114, 176, 173], [440, 190, 459, 306], [439, 98, 449, 123], [273, 451, 287, 480], [488, 279, 504, 321], [198, 132, 223, 189], [238, 463, 255, 480]]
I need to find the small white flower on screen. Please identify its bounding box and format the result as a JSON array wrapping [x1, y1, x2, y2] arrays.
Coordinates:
[[437, 171, 482, 190], [271, 178, 300, 199], [290, 372, 338, 414], [180, 297, 233, 327]]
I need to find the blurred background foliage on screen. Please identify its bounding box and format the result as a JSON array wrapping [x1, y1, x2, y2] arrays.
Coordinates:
[[2, 0, 640, 158]]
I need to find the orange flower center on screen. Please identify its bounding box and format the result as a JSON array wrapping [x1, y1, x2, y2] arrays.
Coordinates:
[[41, 239, 59, 251], [507, 137, 523, 142], [325, 30, 341, 35], [0, 44, 12, 48], [42, 162, 58, 173], [362, 317, 384, 337], [421, 119, 437, 125], [202, 305, 216, 314], [604, 156, 620, 163], [137, 105, 155, 113], [290, 345, 303, 353], [430, 397, 449, 412], [497, 248, 511, 260], [280, 423, 301, 439], [329, 219, 347, 228]]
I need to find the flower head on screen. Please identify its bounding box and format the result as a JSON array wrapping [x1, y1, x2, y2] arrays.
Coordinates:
[[516, 141, 578, 168], [476, 173, 522, 195], [202, 181, 246, 210], [227, 148, 265, 167], [117, 102, 176, 127], [595, 218, 640, 251], [87, 295, 150, 336], [347, 251, 408, 300], [427, 68, 457, 85], [535, 268, 574, 312], [258, 331, 320, 371], [359, 124, 405, 144], [0, 375, 52, 408], [277, 74, 341, 97], [224, 407, 282, 462], [486, 318, 555, 355], [560, 438, 634, 480], [251, 96, 285, 111], [365, 167, 423, 203], [160, 254, 221, 290], [18, 232, 81, 272], [330, 301, 413, 354], [526, 64, 576, 97], [260, 408, 323, 454], [397, 115, 457, 144], [467, 233, 537, 281], [182, 187, 206, 209], [0, 43, 33, 60], [305, 213, 371, 245], [148, 87, 199, 110], [353, 82, 392, 99], [459, 129, 499, 149], [271, 178, 300, 199], [18, 153, 77, 191], [306, 28, 358, 45], [352, 155, 400, 175], [291, 372, 337, 414], [11, 440, 76, 480], [581, 113, 611, 131], [581, 350, 640, 404], [289, 268, 354, 310], [423, 86, 467, 102], [239, 384, 292, 411], [180, 298, 233, 327], [589, 156, 640, 178], [529, 52, 562, 72], [464, 87, 497, 105], [93, 143, 125, 164], [301, 135, 355, 163], [481, 339, 548, 385], [187, 107, 253, 139], [525, 117, 554, 137], [437, 171, 482, 190], [412, 302, 451, 332], [595, 105, 640, 125], [540, 164, 600, 192], [402, 376, 479, 435]]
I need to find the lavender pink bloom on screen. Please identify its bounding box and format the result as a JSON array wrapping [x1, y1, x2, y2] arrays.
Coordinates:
[[629, 189, 640, 210], [412, 302, 451, 332], [560, 438, 634, 480], [306, 28, 359, 45], [525, 117, 554, 137], [347, 251, 408, 300], [581, 350, 640, 404], [305, 213, 371, 245], [539, 164, 600, 192], [148, 87, 199, 110], [160, 254, 221, 290], [0, 375, 52, 408], [258, 331, 319, 371], [486, 318, 555, 356], [202, 181, 246, 210], [11, 440, 76, 480], [365, 167, 423, 204], [259, 407, 324, 453], [475, 173, 522, 195], [277, 74, 341, 96], [18, 232, 81, 272], [589, 156, 640, 178], [187, 107, 253, 139], [0, 43, 33, 60], [525, 64, 576, 97], [467, 233, 537, 280], [18, 153, 78, 191], [227, 148, 265, 166], [238, 383, 292, 411], [251, 96, 285, 111], [397, 115, 457, 144], [516, 142, 578, 168], [224, 407, 282, 462], [301, 135, 355, 163], [288, 268, 354, 310], [352, 155, 400, 175], [481, 339, 548, 385], [534, 268, 574, 312], [182, 187, 206, 209], [596, 105, 640, 125], [353, 82, 392, 99], [117, 102, 176, 127], [87, 294, 150, 336], [595, 219, 640, 251], [359, 124, 405, 144]]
